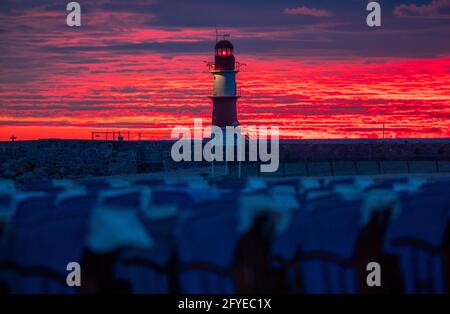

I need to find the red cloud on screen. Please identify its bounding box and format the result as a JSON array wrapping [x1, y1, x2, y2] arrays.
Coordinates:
[[283, 6, 332, 17], [394, 0, 450, 18]]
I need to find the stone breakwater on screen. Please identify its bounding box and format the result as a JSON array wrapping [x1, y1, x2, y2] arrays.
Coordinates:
[[0, 139, 449, 183]]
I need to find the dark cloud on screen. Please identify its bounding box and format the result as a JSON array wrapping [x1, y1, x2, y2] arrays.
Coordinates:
[[1, 0, 449, 58], [394, 0, 450, 18]]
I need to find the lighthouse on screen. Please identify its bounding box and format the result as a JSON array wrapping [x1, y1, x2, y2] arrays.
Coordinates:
[[207, 38, 244, 129]]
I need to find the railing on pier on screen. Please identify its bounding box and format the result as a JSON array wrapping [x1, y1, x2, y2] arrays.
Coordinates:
[[91, 130, 171, 141]]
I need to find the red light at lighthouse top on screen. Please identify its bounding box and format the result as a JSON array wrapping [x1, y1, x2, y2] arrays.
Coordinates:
[[215, 40, 234, 57], [214, 40, 235, 71]]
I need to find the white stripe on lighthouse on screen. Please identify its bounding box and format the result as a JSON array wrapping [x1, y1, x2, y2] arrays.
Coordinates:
[[213, 71, 237, 97]]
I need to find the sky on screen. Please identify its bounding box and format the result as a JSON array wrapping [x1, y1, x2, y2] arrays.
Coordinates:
[[0, 0, 449, 140]]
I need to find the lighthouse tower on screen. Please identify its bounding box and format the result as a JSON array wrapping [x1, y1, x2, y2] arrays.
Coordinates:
[[207, 38, 244, 129]]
